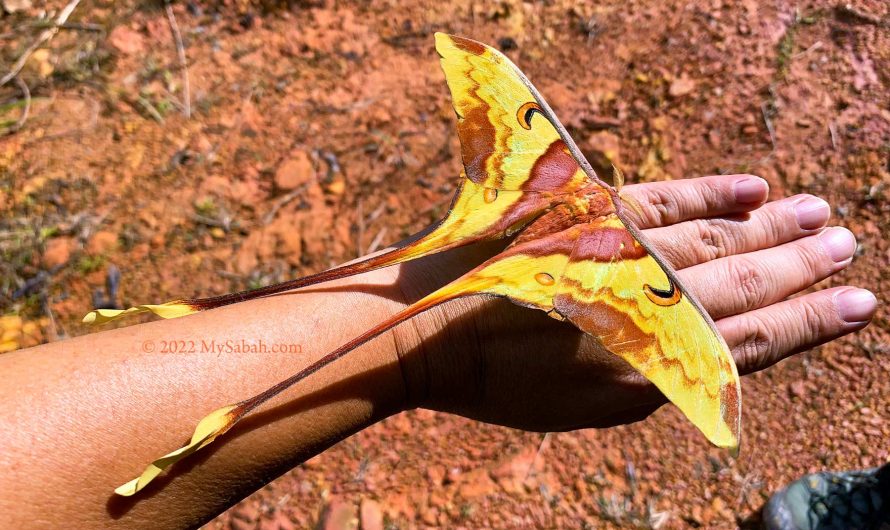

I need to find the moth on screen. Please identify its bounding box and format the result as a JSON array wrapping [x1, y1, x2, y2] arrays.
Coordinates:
[[88, 34, 741, 496]]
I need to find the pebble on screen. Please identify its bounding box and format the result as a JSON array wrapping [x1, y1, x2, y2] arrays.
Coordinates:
[[275, 151, 314, 191], [359, 498, 383, 530], [43, 237, 76, 268], [108, 26, 146, 55], [669, 76, 697, 97]]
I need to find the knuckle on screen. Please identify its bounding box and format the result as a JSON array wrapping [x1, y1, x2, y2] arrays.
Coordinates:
[[729, 258, 768, 311], [696, 220, 731, 260], [763, 208, 787, 242], [797, 298, 830, 343], [755, 199, 791, 240], [653, 239, 686, 269], [644, 190, 681, 226], [734, 315, 773, 368], [793, 238, 827, 277], [701, 180, 726, 208]]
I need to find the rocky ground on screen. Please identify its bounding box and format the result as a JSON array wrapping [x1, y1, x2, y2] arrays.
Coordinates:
[[1, 0, 888, 528]]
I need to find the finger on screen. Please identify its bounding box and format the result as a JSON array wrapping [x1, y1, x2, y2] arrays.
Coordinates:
[[680, 226, 857, 319], [645, 194, 831, 269], [717, 287, 877, 375], [622, 174, 768, 229]]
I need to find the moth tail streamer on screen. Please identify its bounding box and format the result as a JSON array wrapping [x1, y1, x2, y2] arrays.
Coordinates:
[[84, 227, 475, 325], [114, 276, 484, 496]]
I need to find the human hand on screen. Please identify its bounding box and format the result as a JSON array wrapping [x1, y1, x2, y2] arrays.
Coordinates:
[[397, 174, 877, 432]]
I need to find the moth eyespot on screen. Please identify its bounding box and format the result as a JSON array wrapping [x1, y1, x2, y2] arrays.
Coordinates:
[[483, 188, 498, 203], [517, 102, 544, 130], [644, 281, 682, 306], [534, 272, 555, 286]]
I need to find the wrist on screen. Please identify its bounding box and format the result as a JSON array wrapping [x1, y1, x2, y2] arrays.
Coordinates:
[[381, 243, 502, 413]]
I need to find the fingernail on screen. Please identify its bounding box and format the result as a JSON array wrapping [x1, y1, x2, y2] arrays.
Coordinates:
[[819, 227, 857, 262], [733, 177, 768, 204], [835, 289, 877, 323], [794, 196, 830, 230]]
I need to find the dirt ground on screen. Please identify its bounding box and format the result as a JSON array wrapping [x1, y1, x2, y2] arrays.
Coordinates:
[[2, 0, 889, 528]]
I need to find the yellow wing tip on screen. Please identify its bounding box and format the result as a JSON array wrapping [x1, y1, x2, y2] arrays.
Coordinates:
[[711, 433, 740, 453], [113, 405, 241, 496], [701, 420, 740, 455], [434, 33, 490, 57], [82, 308, 134, 324], [82, 302, 198, 325], [434, 32, 456, 55], [114, 478, 140, 497]]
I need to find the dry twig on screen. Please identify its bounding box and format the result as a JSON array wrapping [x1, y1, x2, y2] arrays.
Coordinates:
[[0, 0, 82, 88], [829, 121, 839, 150], [262, 185, 307, 225], [355, 200, 365, 257], [165, 2, 191, 119], [365, 227, 388, 254], [3, 76, 31, 135], [760, 102, 777, 152], [524, 432, 552, 482], [136, 95, 164, 123]]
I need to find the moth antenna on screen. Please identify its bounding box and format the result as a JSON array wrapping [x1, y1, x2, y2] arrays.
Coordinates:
[[618, 191, 645, 219], [611, 164, 625, 191]]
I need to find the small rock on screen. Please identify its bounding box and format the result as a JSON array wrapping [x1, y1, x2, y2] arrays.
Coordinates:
[[319, 499, 357, 530], [421, 507, 439, 526], [232, 502, 261, 523], [426, 464, 446, 487], [359, 499, 383, 530], [491, 447, 538, 494], [0, 315, 23, 352], [2, 0, 32, 13], [381, 492, 415, 521], [389, 412, 412, 434], [1, 315, 23, 337], [230, 518, 253, 530], [497, 36, 518, 51], [457, 469, 497, 499], [260, 511, 296, 530], [275, 151, 314, 190], [669, 76, 697, 97], [20, 319, 44, 348], [742, 124, 759, 136], [28, 49, 54, 79], [711, 496, 731, 518], [789, 380, 807, 399], [267, 212, 303, 266], [43, 237, 75, 268], [650, 116, 669, 131], [326, 175, 346, 196], [108, 26, 146, 56], [88, 231, 118, 255]]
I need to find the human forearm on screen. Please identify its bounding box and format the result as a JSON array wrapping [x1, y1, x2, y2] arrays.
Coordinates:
[[0, 260, 453, 529]]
